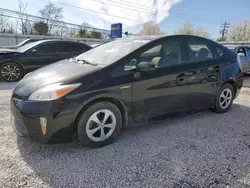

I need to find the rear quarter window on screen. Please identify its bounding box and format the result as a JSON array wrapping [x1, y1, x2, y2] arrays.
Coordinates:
[[215, 46, 224, 59]]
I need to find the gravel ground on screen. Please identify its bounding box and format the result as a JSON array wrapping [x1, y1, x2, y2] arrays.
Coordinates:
[[1, 78, 250, 188]]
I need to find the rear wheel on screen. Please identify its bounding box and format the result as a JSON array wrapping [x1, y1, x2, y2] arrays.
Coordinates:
[[214, 83, 234, 113], [0, 62, 23, 82], [77, 102, 122, 148]]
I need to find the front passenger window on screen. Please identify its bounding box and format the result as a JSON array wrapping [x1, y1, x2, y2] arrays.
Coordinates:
[[139, 45, 162, 67], [124, 45, 163, 71]]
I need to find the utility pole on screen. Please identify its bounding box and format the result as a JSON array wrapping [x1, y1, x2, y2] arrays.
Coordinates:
[[220, 22, 230, 40]]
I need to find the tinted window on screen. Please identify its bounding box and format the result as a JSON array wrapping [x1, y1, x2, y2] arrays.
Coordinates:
[[139, 44, 163, 64], [159, 39, 181, 67], [186, 38, 213, 63], [141, 45, 161, 57], [35, 43, 52, 53], [34, 42, 63, 53], [33, 42, 83, 53], [215, 46, 224, 58], [124, 39, 181, 70], [60, 42, 85, 52]]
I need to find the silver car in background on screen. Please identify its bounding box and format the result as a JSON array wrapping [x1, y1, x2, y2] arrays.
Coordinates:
[[234, 46, 250, 73]]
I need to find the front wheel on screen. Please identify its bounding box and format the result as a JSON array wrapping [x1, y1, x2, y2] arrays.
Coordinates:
[[77, 102, 122, 148], [214, 83, 234, 113], [0, 62, 23, 82]]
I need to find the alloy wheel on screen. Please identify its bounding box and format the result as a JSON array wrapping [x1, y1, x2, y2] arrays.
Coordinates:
[[219, 88, 232, 109], [86, 109, 116, 142], [1, 64, 20, 81]]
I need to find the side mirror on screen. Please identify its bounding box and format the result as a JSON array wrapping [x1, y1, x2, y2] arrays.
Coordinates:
[[31, 49, 37, 53], [124, 59, 137, 71], [238, 52, 245, 57], [137, 61, 155, 72]]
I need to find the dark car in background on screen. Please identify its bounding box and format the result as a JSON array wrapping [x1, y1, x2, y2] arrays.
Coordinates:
[[0, 38, 43, 49], [10, 35, 243, 148], [0, 39, 92, 82]]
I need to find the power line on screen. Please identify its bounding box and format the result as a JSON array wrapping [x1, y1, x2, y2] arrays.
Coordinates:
[[50, 1, 145, 24], [0, 7, 110, 33], [220, 22, 230, 40], [49, 0, 222, 30], [114, 0, 225, 24]]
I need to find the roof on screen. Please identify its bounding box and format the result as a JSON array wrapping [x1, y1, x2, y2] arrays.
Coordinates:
[[114, 35, 165, 41], [114, 34, 212, 42]]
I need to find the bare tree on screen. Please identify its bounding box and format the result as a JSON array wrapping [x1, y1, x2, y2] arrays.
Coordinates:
[[175, 21, 209, 38], [17, 0, 32, 34], [137, 21, 164, 36], [39, 2, 63, 34], [58, 22, 66, 37], [34, 21, 48, 35], [228, 19, 250, 41], [0, 16, 6, 33], [0, 15, 15, 33]]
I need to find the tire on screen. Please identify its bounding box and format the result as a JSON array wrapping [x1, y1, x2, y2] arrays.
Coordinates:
[[214, 83, 234, 113], [77, 102, 122, 148], [0, 62, 24, 82]]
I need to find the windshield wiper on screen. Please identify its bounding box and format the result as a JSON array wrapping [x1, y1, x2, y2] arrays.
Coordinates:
[[73, 58, 98, 66]]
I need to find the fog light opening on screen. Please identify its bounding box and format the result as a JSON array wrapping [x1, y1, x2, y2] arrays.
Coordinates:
[[40, 117, 47, 136]]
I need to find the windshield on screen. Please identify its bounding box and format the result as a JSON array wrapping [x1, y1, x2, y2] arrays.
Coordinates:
[[76, 39, 151, 66], [17, 41, 42, 53]]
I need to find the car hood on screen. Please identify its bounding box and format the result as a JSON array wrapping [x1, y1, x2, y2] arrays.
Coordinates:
[[13, 59, 101, 98], [0, 48, 18, 54], [0, 45, 18, 49]]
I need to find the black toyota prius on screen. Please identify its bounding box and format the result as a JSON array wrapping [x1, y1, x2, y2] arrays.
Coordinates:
[[10, 35, 243, 148]]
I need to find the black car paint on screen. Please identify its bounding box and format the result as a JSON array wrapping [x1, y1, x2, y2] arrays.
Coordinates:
[[10, 35, 243, 144], [0, 40, 92, 76]]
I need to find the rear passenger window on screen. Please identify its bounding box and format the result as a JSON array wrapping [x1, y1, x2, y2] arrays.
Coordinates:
[[186, 38, 213, 63], [65, 43, 85, 52]]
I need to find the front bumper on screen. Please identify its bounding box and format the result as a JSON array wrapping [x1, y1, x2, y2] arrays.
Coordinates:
[[10, 97, 77, 144]]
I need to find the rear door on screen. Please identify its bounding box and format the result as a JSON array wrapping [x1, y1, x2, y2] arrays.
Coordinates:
[[182, 37, 222, 110], [129, 37, 190, 120]]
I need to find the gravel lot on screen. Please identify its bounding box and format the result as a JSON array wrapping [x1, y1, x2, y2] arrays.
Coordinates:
[[1, 77, 250, 188]]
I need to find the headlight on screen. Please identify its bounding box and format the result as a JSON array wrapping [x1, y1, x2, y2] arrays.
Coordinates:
[[28, 83, 81, 101]]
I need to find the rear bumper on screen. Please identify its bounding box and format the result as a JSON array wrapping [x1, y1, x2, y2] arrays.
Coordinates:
[[10, 97, 77, 144], [234, 74, 244, 99]]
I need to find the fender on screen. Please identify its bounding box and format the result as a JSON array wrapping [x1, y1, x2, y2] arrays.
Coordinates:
[[70, 89, 130, 128]]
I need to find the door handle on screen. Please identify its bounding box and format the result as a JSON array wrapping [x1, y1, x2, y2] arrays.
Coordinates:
[[214, 65, 220, 72], [184, 72, 193, 76], [207, 66, 220, 72], [177, 77, 185, 82]]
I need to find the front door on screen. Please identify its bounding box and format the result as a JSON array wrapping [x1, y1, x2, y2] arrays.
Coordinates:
[[129, 37, 189, 120], [22, 42, 63, 72]]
